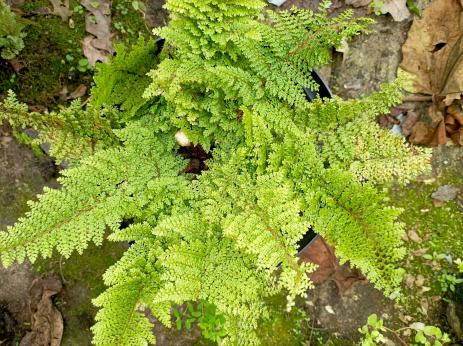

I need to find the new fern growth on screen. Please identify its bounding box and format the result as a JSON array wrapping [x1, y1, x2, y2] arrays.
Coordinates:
[[0, 0, 431, 345]]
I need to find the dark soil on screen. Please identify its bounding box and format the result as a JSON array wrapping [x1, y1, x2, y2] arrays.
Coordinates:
[[179, 145, 212, 175], [145, 0, 168, 28], [0, 305, 21, 345]]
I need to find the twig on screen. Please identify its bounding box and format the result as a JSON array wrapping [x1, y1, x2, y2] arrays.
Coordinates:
[[384, 326, 409, 346], [308, 317, 315, 346], [80, 96, 91, 108], [403, 95, 433, 102], [59, 255, 67, 285]]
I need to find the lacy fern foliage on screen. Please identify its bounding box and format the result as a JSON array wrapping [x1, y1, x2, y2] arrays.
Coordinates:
[[0, 0, 431, 345]]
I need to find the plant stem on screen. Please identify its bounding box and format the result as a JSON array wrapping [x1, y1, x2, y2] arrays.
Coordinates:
[[384, 326, 409, 346], [403, 95, 433, 102]]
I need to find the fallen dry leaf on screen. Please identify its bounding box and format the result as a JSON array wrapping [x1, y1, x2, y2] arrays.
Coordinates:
[[402, 329, 412, 337], [81, 0, 113, 67], [415, 274, 425, 287], [399, 0, 463, 146], [445, 104, 463, 144], [49, 0, 72, 21], [407, 229, 422, 243], [405, 274, 415, 288], [299, 236, 366, 292], [325, 305, 335, 314], [383, 0, 410, 22], [345, 0, 372, 8], [409, 105, 447, 146], [8, 58, 25, 73], [420, 286, 431, 293], [420, 299, 429, 314], [20, 277, 63, 346], [399, 313, 413, 323], [68, 84, 88, 100], [400, 0, 463, 95], [413, 248, 428, 257], [401, 111, 420, 136]]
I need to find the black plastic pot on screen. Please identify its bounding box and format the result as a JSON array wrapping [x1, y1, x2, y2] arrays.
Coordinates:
[[154, 38, 331, 255], [296, 69, 332, 255], [304, 69, 333, 101]]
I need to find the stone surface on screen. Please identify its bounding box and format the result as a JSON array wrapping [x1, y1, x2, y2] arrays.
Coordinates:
[[0, 123, 58, 230], [145, 0, 168, 28], [431, 185, 460, 202], [331, 16, 411, 98], [0, 123, 58, 344], [305, 280, 399, 338]]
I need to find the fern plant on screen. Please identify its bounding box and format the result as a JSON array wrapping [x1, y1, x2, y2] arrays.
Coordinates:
[[0, 0, 26, 60], [0, 0, 431, 345]]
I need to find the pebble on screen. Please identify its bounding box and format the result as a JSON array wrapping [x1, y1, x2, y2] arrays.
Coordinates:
[[325, 305, 335, 314], [431, 185, 460, 202], [267, 0, 288, 5]]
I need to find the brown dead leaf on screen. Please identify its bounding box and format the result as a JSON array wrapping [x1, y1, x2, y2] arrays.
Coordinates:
[[81, 0, 113, 67], [8, 58, 25, 73], [82, 36, 109, 66], [68, 84, 88, 100], [407, 229, 422, 243], [400, 0, 463, 96], [402, 110, 420, 136], [420, 286, 431, 293], [430, 120, 447, 146], [413, 248, 428, 257], [409, 106, 447, 145], [409, 121, 434, 144], [415, 274, 425, 287], [405, 274, 415, 288], [345, 0, 371, 7], [420, 299, 429, 314], [20, 277, 63, 346], [402, 329, 412, 337], [49, 0, 72, 21], [433, 198, 445, 207], [399, 313, 413, 323], [445, 104, 463, 144], [299, 236, 366, 292], [383, 0, 410, 22]]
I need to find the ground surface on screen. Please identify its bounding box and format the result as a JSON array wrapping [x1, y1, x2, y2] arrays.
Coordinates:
[[1, 0, 462, 345]]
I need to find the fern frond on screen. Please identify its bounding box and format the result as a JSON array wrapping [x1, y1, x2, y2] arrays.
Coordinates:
[[0, 124, 186, 265]]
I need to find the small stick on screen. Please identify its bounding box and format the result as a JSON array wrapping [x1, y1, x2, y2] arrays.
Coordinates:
[[384, 326, 409, 346], [403, 95, 433, 102]]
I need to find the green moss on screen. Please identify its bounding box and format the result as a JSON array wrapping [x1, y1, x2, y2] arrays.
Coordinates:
[[35, 239, 125, 345], [0, 0, 150, 106], [0, 0, 91, 106], [0, 182, 41, 228], [393, 178, 463, 256], [111, 0, 151, 45], [390, 150, 463, 324]]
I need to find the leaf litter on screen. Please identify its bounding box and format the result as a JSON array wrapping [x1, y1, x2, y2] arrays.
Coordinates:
[[399, 0, 463, 146], [81, 0, 114, 67]]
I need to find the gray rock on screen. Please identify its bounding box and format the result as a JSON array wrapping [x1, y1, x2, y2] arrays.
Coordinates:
[[331, 15, 411, 99], [268, 0, 288, 6], [305, 280, 400, 338], [431, 185, 460, 202], [0, 124, 58, 230]]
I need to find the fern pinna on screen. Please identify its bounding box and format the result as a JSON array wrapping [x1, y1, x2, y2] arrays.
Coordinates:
[[0, 0, 430, 345]]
